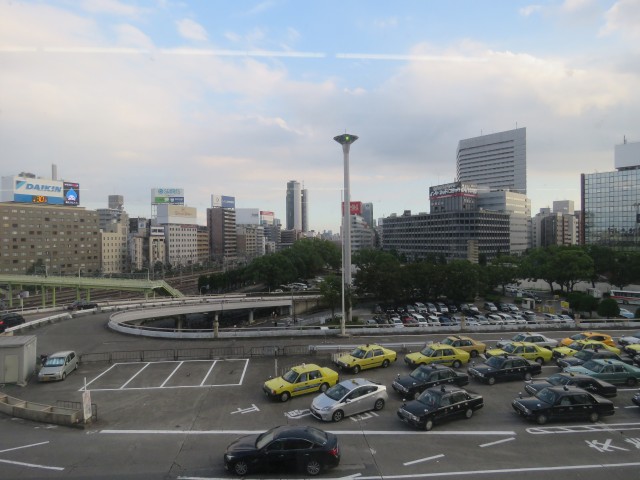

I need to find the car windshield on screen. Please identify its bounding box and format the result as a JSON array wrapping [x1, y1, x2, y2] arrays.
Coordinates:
[[44, 356, 65, 367], [416, 390, 441, 407], [512, 334, 526, 342], [410, 367, 431, 381], [485, 356, 504, 368], [350, 348, 367, 359], [420, 347, 437, 357], [547, 374, 571, 386], [571, 333, 588, 341], [574, 350, 594, 361], [255, 430, 276, 450], [441, 338, 454, 346], [281, 369, 299, 383], [325, 383, 350, 401], [536, 388, 559, 405], [581, 360, 605, 373], [568, 342, 584, 351], [503, 344, 518, 354]]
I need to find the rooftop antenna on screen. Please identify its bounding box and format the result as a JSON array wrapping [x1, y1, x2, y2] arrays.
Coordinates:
[[624, 135, 627, 144]]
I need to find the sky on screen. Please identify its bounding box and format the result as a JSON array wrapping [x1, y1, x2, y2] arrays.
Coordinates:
[[1, 0, 639, 232]]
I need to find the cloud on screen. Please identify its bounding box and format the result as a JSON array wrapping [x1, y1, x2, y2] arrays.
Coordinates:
[[600, 0, 640, 38], [176, 18, 209, 42], [519, 5, 542, 16], [80, 0, 148, 18]]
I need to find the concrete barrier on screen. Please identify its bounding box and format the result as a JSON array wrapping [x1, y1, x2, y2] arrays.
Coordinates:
[[0, 392, 84, 427]]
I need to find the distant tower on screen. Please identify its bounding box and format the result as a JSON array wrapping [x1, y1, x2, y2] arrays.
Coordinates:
[[457, 127, 527, 194], [108, 195, 124, 211], [301, 186, 309, 232], [286, 180, 302, 231]]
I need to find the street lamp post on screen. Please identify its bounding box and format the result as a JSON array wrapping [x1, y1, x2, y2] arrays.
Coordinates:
[[334, 133, 358, 336]]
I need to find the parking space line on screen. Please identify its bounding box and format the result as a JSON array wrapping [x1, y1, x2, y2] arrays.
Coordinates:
[[404, 454, 444, 466], [120, 362, 151, 389], [200, 360, 218, 386], [160, 361, 184, 387], [0, 441, 50, 453], [479, 437, 515, 447], [0, 459, 64, 471], [82, 363, 118, 390]]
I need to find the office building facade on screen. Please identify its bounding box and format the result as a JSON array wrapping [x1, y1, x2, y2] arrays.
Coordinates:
[[581, 141, 640, 249], [286, 180, 307, 231], [457, 127, 527, 194]]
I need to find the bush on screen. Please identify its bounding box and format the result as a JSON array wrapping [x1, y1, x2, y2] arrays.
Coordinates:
[[597, 298, 620, 318]]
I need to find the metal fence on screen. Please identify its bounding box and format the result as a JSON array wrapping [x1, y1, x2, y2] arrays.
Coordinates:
[[56, 400, 98, 421]]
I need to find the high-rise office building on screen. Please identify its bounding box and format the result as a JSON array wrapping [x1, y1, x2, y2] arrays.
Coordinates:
[[456, 127, 527, 194], [286, 180, 303, 231], [581, 140, 640, 249], [207, 195, 237, 264], [301, 187, 308, 232]]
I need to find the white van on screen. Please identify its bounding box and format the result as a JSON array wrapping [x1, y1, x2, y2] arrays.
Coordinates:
[[38, 351, 79, 382]]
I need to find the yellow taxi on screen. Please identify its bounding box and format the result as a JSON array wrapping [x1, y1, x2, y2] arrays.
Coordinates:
[[263, 363, 339, 402], [485, 341, 553, 364], [404, 343, 470, 368], [553, 339, 621, 359], [440, 335, 487, 358], [333, 344, 397, 374], [559, 332, 616, 348]]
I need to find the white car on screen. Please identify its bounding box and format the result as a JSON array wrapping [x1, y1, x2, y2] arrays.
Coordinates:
[[618, 331, 640, 346], [390, 317, 404, 328], [487, 314, 504, 325], [310, 378, 388, 422], [38, 350, 79, 382], [619, 308, 635, 319], [496, 332, 558, 349]]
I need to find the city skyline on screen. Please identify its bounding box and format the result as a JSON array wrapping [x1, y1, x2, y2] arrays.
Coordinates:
[[1, 1, 639, 231]]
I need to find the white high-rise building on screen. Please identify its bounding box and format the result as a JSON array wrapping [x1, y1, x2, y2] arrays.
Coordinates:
[[286, 180, 302, 231], [456, 127, 527, 194]]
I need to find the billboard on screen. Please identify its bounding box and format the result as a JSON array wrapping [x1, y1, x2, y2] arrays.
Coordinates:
[[156, 204, 197, 225], [211, 194, 235, 208], [1, 175, 80, 206], [341, 201, 363, 216], [429, 182, 478, 199], [260, 211, 275, 225], [151, 187, 184, 205]]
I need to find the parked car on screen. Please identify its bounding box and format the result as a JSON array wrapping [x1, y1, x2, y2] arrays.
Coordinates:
[[619, 308, 635, 319], [263, 363, 339, 402], [556, 348, 632, 369], [506, 303, 520, 313], [564, 359, 640, 386], [392, 364, 469, 399], [223, 425, 340, 476], [485, 342, 553, 364], [468, 354, 542, 385], [0, 312, 25, 332], [487, 314, 504, 325], [559, 332, 616, 348], [484, 302, 498, 312], [440, 335, 486, 358], [496, 332, 558, 350], [397, 385, 483, 431], [38, 350, 79, 382], [436, 302, 449, 313], [310, 378, 387, 422], [333, 344, 397, 374], [633, 391, 640, 407], [618, 331, 640, 347], [553, 340, 622, 361], [404, 343, 470, 368], [512, 385, 615, 425], [67, 300, 98, 310], [525, 372, 617, 398], [498, 303, 510, 313], [522, 311, 538, 323]]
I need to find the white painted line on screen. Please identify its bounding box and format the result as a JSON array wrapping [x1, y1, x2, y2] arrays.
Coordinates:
[[0, 458, 64, 471], [84, 383, 243, 392], [0, 441, 49, 453], [160, 361, 184, 387], [100, 429, 516, 436], [80, 363, 118, 391], [120, 362, 151, 389], [527, 422, 640, 435], [237, 358, 250, 385], [404, 454, 444, 466], [479, 437, 515, 448], [200, 360, 218, 386]]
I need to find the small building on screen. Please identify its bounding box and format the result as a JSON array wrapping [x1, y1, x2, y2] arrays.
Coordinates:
[[0, 335, 37, 385]]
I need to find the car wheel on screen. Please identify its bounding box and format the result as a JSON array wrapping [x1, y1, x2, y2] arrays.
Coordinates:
[[382, 359, 390, 368], [62, 372, 66, 380], [353, 365, 361, 374], [487, 376, 496, 385], [74, 362, 79, 370], [465, 408, 474, 419], [233, 460, 249, 476], [319, 382, 329, 392], [332, 410, 344, 422], [524, 372, 532, 381], [453, 360, 462, 369], [305, 459, 322, 476], [627, 377, 638, 387], [589, 412, 600, 423], [535, 357, 544, 365], [280, 391, 290, 402], [536, 414, 548, 425], [424, 418, 434, 431], [374, 398, 385, 411], [470, 350, 478, 358]]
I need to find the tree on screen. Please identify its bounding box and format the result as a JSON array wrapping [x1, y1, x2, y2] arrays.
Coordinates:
[[440, 260, 480, 301], [567, 292, 600, 318], [609, 251, 640, 289], [352, 249, 402, 303], [552, 247, 594, 293], [597, 298, 620, 318], [484, 256, 521, 295], [319, 275, 342, 321]]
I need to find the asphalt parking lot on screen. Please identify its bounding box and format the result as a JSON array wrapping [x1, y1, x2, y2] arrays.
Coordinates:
[[1, 311, 640, 479]]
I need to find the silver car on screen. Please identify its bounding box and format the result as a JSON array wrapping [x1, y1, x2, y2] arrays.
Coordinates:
[[310, 378, 388, 422], [38, 350, 79, 382]]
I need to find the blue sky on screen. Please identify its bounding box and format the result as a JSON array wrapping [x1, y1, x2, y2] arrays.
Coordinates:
[[1, 0, 639, 231]]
